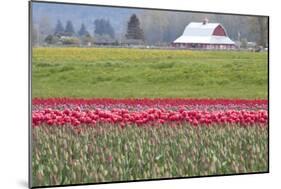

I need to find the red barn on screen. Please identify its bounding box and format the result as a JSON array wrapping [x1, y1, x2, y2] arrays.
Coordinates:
[[173, 19, 236, 49]]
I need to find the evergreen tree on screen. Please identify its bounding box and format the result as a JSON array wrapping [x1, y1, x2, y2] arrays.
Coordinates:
[[78, 23, 90, 37], [64, 20, 75, 36], [125, 14, 144, 41], [105, 20, 115, 38], [94, 19, 115, 38], [54, 20, 64, 36]]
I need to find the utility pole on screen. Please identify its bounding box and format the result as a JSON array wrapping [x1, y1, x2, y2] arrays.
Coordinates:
[[237, 31, 241, 49]]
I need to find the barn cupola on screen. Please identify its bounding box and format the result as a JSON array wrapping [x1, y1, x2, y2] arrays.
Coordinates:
[[202, 18, 209, 25]]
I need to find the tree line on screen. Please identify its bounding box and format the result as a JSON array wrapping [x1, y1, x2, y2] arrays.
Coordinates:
[[32, 14, 145, 46], [32, 12, 268, 47]]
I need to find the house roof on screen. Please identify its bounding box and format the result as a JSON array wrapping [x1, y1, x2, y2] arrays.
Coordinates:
[[173, 22, 235, 44]]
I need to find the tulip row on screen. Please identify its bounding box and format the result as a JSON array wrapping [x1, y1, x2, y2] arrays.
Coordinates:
[[33, 98, 268, 106], [32, 108, 268, 127]]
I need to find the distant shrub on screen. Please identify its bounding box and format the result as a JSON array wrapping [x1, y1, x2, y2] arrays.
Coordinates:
[[80, 34, 94, 46], [240, 38, 248, 48], [61, 37, 80, 45], [44, 35, 60, 45]]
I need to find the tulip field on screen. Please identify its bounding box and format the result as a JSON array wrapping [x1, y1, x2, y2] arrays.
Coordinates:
[[32, 98, 268, 187], [31, 48, 268, 187]]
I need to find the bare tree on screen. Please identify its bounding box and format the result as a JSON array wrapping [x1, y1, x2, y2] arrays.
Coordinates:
[[38, 16, 52, 45]]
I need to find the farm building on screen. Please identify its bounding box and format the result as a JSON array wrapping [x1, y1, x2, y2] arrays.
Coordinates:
[[173, 19, 236, 49]]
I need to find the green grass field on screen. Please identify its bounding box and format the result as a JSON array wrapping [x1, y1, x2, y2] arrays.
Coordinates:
[[32, 47, 268, 99]]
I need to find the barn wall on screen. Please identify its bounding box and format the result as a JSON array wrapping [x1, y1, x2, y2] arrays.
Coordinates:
[[212, 25, 226, 36], [172, 43, 236, 49]]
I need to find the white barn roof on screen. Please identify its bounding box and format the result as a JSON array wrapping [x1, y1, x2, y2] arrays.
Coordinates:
[[174, 22, 235, 45]]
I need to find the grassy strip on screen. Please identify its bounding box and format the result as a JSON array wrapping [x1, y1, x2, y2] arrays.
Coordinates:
[[32, 48, 268, 99]]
